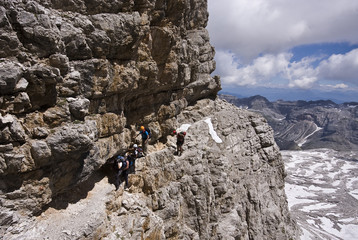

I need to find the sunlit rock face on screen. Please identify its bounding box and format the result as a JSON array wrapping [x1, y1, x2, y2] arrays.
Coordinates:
[[0, 1, 297, 239], [2, 99, 298, 239]]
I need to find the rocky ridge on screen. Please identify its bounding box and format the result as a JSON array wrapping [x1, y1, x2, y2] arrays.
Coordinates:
[[3, 99, 297, 239], [220, 94, 358, 151], [1, 0, 297, 239]]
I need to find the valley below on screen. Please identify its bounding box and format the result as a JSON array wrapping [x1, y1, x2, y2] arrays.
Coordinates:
[[220, 94, 358, 151], [283, 149, 358, 240]]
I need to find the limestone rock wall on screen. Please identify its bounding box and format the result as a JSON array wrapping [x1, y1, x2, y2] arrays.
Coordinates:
[[1, 0, 219, 220], [102, 99, 297, 240], [0, 0, 297, 239], [2, 99, 298, 240]]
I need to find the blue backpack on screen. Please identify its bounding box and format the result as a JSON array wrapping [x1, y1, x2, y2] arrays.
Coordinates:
[[114, 156, 127, 170], [145, 127, 151, 139]]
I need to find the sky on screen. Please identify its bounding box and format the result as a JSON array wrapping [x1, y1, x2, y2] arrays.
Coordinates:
[[207, 0, 358, 103]]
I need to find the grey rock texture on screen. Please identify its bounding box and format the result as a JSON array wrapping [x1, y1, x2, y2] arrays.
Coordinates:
[[2, 99, 298, 240], [1, 0, 297, 239], [220, 94, 358, 151], [0, 0, 218, 213]]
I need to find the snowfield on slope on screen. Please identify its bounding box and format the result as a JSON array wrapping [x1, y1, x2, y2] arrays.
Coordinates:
[[283, 149, 358, 240]]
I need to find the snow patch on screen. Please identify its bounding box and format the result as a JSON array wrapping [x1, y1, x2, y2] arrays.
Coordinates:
[[297, 123, 322, 147], [204, 118, 223, 143], [178, 124, 191, 132], [341, 162, 356, 174], [319, 217, 341, 237], [307, 185, 336, 194], [283, 149, 358, 240], [331, 180, 341, 187], [301, 203, 337, 212], [349, 189, 358, 201], [346, 177, 358, 190], [177, 120, 223, 144], [299, 225, 315, 240], [285, 183, 317, 209]]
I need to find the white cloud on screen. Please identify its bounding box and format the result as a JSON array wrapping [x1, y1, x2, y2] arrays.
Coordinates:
[[216, 51, 292, 86], [288, 77, 317, 89], [317, 49, 358, 82], [286, 57, 318, 89], [216, 48, 358, 90], [216, 50, 319, 89], [321, 83, 349, 90], [332, 84, 348, 89], [208, 0, 358, 94], [214, 51, 245, 85], [208, 0, 358, 61]]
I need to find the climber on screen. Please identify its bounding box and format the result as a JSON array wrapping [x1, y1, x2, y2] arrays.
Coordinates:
[[114, 155, 130, 190], [136, 126, 150, 154], [125, 144, 144, 174], [127, 144, 144, 158], [173, 130, 186, 156]]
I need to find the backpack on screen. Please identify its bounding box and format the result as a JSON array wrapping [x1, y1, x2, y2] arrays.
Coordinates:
[[145, 127, 151, 139], [127, 154, 135, 165], [119, 160, 129, 170], [136, 148, 144, 158], [114, 156, 128, 171], [177, 132, 185, 141], [131, 147, 144, 158]]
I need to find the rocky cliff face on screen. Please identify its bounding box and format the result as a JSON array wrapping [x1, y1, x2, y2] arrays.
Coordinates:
[[2, 99, 297, 239], [1, 1, 296, 239]]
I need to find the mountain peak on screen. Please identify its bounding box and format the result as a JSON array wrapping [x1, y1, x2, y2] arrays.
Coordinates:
[[221, 94, 358, 151]]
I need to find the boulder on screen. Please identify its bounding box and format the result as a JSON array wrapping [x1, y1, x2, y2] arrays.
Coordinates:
[[0, 61, 23, 95], [67, 97, 90, 120]]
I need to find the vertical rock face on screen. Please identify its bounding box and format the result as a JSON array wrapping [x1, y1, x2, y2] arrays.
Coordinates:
[[1, 0, 218, 212], [0, 0, 297, 239]]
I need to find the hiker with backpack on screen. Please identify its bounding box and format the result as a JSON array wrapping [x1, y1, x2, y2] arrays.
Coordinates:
[[127, 144, 144, 159], [114, 155, 130, 190], [136, 126, 151, 154], [173, 130, 186, 156], [125, 144, 144, 174]]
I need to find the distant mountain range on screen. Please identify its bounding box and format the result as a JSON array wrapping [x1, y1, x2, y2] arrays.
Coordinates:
[[219, 94, 358, 151]]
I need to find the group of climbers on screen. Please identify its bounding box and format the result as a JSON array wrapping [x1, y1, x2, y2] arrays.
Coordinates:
[[113, 125, 186, 190], [114, 143, 144, 190]]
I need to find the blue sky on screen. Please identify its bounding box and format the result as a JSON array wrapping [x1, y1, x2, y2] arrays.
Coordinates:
[[207, 0, 358, 102]]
